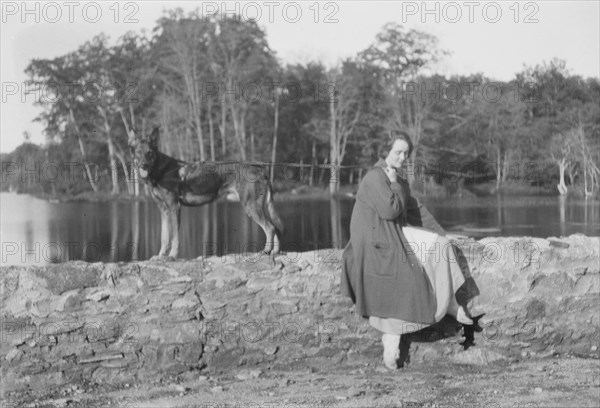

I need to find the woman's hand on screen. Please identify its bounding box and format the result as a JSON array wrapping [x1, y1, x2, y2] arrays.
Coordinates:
[[384, 167, 398, 182]]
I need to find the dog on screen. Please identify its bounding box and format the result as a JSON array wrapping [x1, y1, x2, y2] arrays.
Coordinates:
[[128, 127, 284, 260]]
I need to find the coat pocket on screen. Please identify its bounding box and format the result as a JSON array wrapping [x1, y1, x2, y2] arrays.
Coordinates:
[[369, 241, 396, 278], [373, 242, 391, 250]]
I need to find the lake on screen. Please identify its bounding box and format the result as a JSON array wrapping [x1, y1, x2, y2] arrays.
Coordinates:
[[0, 192, 598, 266]]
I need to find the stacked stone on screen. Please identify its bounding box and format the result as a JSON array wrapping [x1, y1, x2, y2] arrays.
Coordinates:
[[1, 261, 207, 392], [464, 235, 600, 357], [1, 235, 598, 393]]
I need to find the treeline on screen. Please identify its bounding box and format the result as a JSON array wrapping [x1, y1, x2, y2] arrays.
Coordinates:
[[2, 10, 599, 197]]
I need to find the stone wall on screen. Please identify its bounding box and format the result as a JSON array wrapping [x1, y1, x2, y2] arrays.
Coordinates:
[[1, 235, 598, 393]]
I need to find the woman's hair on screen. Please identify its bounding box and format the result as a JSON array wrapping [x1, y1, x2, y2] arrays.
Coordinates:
[[378, 130, 414, 159]]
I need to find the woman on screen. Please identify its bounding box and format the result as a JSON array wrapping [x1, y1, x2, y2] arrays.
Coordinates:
[[341, 131, 473, 370]]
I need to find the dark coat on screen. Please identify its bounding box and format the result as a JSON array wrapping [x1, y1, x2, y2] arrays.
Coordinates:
[[341, 159, 446, 324]]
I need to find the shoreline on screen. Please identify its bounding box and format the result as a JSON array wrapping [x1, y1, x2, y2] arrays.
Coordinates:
[[2, 179, 584, 204]]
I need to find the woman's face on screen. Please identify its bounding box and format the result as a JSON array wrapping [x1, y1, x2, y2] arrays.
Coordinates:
[[385, 139, 410, 169]]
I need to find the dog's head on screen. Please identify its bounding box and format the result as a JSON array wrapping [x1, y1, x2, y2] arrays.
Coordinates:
[[128, 126, 160, 179]]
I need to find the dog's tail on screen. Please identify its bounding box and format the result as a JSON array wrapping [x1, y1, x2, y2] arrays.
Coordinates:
[[265, 185, 285, 237]]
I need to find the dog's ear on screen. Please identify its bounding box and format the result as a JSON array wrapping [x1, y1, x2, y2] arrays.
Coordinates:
[[149, 126, 160, 150]]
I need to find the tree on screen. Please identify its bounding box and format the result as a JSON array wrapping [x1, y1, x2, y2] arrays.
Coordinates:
[[1, 143, 46, 194], [358, 23, 447, 184], [208, 17, 278, 160], [26, 51, 101, 193], [327, 61, 362, 192], [69, 34, 130, 194], [359, 23, 445, 80], [549, 129, 575, 194], [280, 62, 330, 184], [111, 31, 158, 195], [153, 10, 213, 161], [518, 60, 600, 195], [550, 105, 600, 195], [269, 84, 285, 183]]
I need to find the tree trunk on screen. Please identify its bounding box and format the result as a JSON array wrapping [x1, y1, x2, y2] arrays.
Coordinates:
[[310, 140, 316, 187], [208, 98, 215, 161], [187, 127, 195, 161], [220, 104, 226, 158], [230, 105, 246, 161], [250, 131, 255, 161], [329, 88, 338, 194], [194, 112, 205, 161], [131, 201, 140, 260], [98, 106, 119, 194], [118, 107, 138, 196], [133, 165, 139, 197], [411, 110, 423, 187], [558, 158, 568, 195], [567, 164, 575, 186], [319, 157, 328, 185], [138, 118, 147, 196], [77, 135, 99, 193], [270, 92, 279, 183], [106, 135, 120, 195], [495, 146, 502, 191], [409, 143, 418, 187], [178, 128, 186, 161], [241, 113, 247, 160], [69, 108, 99, 193], [114, 150, 131, 195], [160, 95, 172, 157]]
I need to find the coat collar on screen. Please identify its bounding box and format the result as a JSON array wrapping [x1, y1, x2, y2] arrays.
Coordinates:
[[374, 158, 387, 169]]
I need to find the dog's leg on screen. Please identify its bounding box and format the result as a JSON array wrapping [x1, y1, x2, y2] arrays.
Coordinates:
[[254, 222, 277, 266], [167, 205, 181, 259], [245, 211, 274, 255], [264, 185, 283, 256], [237, 167, 283, 263], [272, 232, 281, 255], [157, 207, 171, 258], [258, 221, 281, 266], [240, 196, 274, 255], [268, 228, 280, 266], [261, 224, 275, 255]]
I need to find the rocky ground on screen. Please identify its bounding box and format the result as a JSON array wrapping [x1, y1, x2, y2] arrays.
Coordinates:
[[1, 235, 599, 407], [11, 357, 600, 407]]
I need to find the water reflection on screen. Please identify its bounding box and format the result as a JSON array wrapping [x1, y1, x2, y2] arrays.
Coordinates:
[[585, 196, 597, 228], [131, 201, 140, 261], [0, 193, 50, 265], [0, 192, 598, 266], [559, 195, 567, 237], [424, 195, 600, 239], [497, 194, 502, 230], [330, 197, 345, 249]]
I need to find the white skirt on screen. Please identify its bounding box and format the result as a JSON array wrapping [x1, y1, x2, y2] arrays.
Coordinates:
[[369, 226, 466, 335]]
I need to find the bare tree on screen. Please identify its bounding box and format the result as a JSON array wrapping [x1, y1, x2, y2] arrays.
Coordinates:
[[155, 11, 212, 161], [327, 67, 361, 193]]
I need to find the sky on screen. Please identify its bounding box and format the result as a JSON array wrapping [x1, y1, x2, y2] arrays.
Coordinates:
[[1, 0, 599, 153]]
